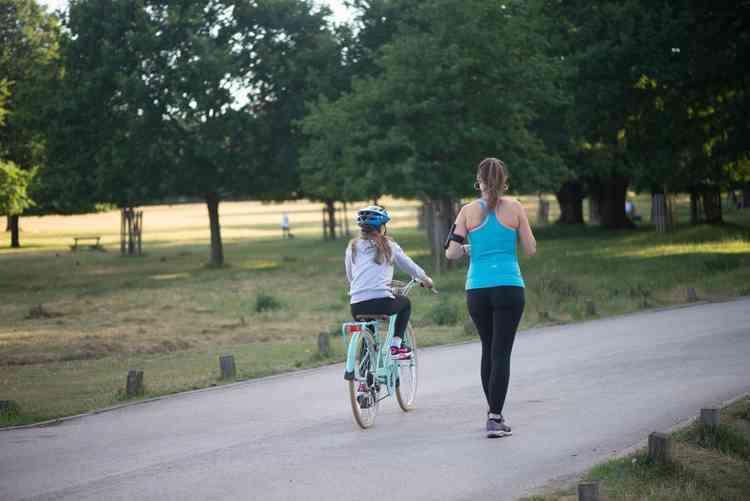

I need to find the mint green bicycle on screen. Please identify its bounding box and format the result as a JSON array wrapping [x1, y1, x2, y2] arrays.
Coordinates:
[[341, 278, 436, 429]]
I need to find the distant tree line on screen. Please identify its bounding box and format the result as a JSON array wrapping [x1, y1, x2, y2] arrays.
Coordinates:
[[1, 0, 748, 269]]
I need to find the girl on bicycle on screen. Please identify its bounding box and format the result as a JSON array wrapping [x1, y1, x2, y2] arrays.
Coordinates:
[[445, 158, 536, 438], [345, 205, 434, 359]]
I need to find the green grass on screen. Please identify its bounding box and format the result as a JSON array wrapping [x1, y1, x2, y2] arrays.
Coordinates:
[[1, 196, 749, 426], [524, 397, 750, 501]]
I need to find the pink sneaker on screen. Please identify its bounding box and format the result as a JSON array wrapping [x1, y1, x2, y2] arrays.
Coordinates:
[[390, 346, 412, 359]]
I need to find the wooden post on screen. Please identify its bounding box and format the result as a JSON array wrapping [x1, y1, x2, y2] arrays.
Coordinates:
[[318, 332, 330, 357], [577, 481, 600, 501], [701, 407, 720, 427], [652, 194, 672, 233], [537, 196, 550, 225], [343, 202, 351, 237], [219, 354, 236, 379], [687, 287, 698, 302], [126, 370, 144, 397], [137, 211, 143, 255], [322, 207, 328, 240], [120, 209, 126, 255], [0, 400, 20, 417], [648, 432, 672, 464], [585, 300, 597, 316]]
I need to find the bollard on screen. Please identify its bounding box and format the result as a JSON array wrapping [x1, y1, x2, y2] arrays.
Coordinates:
[[0, 400, 20, 417], [648, 432, 672, 464], [577, 481, 600, 501], [126, 370, 144, 397], [585, 300, 597, 316], [219, 354, 236, 379], [701, 407, 720, 427], [318, 332, 330, 357], [687, 287, 698, 302]]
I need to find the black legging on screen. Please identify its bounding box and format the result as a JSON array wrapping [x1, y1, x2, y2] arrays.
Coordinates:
[[351, 296, 411, 338], [467, 286, 525, 415]]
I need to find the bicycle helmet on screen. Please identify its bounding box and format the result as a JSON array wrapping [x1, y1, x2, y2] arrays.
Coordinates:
[[356, 205, 391, 230]]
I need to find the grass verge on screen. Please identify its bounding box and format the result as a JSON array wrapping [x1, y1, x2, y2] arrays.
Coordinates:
[[523, 397, 750, 501], [1, 196, 749, 426]]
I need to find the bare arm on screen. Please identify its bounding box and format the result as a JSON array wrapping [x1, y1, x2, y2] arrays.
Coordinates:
[[445, 206, 469, 260], [516, 201, 536, 256], [345, 244, 353, 283]]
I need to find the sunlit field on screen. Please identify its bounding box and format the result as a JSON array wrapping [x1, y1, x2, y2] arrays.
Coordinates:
[[2, 194, 749, 425]]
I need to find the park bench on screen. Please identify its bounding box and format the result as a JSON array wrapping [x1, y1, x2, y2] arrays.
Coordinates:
[[71, 236, 102, 251]]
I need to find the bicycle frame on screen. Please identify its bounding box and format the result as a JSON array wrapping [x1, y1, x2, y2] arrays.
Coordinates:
[[342, 278, 425, 399], [342, 315, 400, 400]]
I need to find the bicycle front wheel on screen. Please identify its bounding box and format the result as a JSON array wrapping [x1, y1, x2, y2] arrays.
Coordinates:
[[395, 323, 418, 412], [347, 330, 379, 429]]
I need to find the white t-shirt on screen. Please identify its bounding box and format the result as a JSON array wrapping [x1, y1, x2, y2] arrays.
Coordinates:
[[345, 238, 427, 304]]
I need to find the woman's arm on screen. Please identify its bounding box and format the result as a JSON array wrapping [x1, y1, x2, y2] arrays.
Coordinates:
[[445, 206, 469, 260], [516, 200, 537, 256]]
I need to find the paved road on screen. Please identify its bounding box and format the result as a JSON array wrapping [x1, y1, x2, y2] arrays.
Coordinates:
[[2, 299, 750, 501]]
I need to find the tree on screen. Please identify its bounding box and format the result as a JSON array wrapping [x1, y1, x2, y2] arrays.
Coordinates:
[[0, 161, 34, 247], [304, 0, 567, 271], [0, 0, 60, 246], [55, 0, 341, 266]]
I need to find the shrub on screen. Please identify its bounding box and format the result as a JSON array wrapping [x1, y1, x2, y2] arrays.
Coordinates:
[[429, 298, 462, 326], [255, 292, 282, 313]]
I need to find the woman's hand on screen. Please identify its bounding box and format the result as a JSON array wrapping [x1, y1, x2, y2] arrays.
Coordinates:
[[462, 244, 471, 257], [421, 276, 434, 289]]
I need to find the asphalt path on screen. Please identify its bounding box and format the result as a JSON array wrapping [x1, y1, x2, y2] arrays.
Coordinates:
[[2, 298, 749, 501]]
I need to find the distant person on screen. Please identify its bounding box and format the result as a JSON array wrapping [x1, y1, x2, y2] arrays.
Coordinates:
[[445, 157, 536, 438], [625, 199, 642, 222], [345, 206, 434, 360], [281, 212, 292, 239]]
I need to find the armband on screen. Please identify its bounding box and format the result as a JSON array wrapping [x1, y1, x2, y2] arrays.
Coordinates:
[[443, 224, 466, 249]]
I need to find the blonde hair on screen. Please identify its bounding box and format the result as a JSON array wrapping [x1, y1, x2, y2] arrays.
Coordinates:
[[349, 228, 393, 265], [477, 157, 509, 211]]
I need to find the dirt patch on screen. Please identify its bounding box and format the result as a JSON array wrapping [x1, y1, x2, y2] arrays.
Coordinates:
[[25, 305, 64, 320]]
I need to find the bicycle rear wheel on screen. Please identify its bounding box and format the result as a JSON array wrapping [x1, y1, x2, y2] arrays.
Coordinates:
[[348, 331, 379, 428], [395, 323, 418, 411]]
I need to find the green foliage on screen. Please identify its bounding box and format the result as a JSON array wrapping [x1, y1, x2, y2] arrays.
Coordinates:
[[255, 292, 282, 313], [0, 161, 34, 215], [680, 423, 750, 462], [428, 297, 462, 326], [302, 0, 569, 204]]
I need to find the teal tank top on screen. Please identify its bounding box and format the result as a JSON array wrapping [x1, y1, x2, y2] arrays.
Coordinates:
[[466, 199, 525, 290]]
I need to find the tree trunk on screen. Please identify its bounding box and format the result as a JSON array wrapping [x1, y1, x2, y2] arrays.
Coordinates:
[[742, 183, 750, 209], [427, 197, 455, 274], [689, 189, 702, 225], [9, 215, 20, 248], [417, 203, 427, 230], [652, 193, 673, 233], [555, 180, 584, 224], [206, 193, 224, 267], [325, 199, 337, 240], [587, 182, 603, 225], [701, 187, 723, 223], [599, 176, 631, 229]]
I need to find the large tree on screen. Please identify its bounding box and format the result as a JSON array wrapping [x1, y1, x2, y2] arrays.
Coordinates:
[[303, 0, 567, 271], [0, 0, 60, 247], [54, 0, 341, 266]]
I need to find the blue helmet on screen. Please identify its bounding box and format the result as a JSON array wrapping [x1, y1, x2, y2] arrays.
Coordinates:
[[357, 205, 390, 230]]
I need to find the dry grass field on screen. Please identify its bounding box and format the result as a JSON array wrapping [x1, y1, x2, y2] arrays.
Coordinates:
[[2, 194, 749, 425]]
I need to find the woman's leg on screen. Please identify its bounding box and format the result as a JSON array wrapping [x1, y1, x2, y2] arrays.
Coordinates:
[[467, 289, 493, 406], [487, 286, 525, 415]]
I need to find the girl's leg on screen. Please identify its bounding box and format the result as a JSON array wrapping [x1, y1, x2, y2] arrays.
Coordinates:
[[467, 289, 493, 406], [351, 296, 411, 338], [487, 286, 525, 415]]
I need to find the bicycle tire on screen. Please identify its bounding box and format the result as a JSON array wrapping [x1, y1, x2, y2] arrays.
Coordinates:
[[395, 323, 418, 412], [347, 330, 379, 429]]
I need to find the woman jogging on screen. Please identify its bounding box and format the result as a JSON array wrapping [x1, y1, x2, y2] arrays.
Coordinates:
[[445, 158, 537, 438], [346, 205, 434, 358]]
